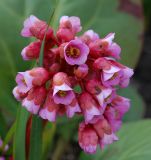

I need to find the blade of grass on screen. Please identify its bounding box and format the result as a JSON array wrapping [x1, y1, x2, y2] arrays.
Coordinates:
[[13, 107, 29, 160]]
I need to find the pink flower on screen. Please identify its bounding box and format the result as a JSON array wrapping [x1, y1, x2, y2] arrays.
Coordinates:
[[0, 157, 5, 160], [39, 91, 59, 122], [79, 92, 101, 123], [74, 64, 88, 79], [80, 30, 99, 44], [104, 95, 130, 132], [64, 39, 89, 65], [12, 86, 27, 101], [59, 16, 82, 34], [66, 98, 81, 118], [93, 118, 118, 149], [89, 33, 121, 59], [53, 83, 75, 105], [86, 79, 113, 110], [57, 28, 75, 42], [78, 122, 98, 154], [21, 15, 53, 40], [100, 132, 118, 149], [15, 67, 49, 91], [53, 72, 75, 105], [22, 87, 47, 114], [93, 57, 133, 87], [21, 41, 41, 60]]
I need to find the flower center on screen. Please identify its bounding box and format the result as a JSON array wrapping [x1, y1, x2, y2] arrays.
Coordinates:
[[57, 90, 67, 97], [22, 79, 27, 86], [66, 46, 80, 58]]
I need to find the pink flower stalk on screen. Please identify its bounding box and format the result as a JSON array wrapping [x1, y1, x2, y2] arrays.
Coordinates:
[[21, 41, 41, 60], [21, 15, 53, 40], [22, 87, 47, 114], [64, 39, 89, 65], [13, 14, 134, 154]]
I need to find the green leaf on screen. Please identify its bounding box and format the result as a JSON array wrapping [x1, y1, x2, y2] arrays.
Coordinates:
[[118, 85, 145, 122], [13, 107, 29, 160], [80, 120, 151, 160], [42, 123, 56, 160], [29, 116, 42, 160], [0, 111, 7, 138]]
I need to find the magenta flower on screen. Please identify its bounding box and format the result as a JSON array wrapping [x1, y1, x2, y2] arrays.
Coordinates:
[[89, 33, 121, 59], [78, 122, 98, 154], [21, 41, 41, 60], [66, 98, 81, 118], [78, 118, 118, 153], [93, 57, 133, 87], [22, 87, 46, 114], [80, 29, 99, 44], [53, 83, 75, 105], [21, 15, 53, 40], [39, 91, 59, 122], [59, 16, 82, 34], [79, 92, 101, 123], [64, 39, 89, 65], [86, 79, 113, 111]]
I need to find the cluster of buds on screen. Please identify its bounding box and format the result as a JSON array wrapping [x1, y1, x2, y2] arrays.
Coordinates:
[[13, 15, 133, 154]]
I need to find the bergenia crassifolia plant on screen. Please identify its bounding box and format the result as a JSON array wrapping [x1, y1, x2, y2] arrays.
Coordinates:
[[13, 15, 133, 154]]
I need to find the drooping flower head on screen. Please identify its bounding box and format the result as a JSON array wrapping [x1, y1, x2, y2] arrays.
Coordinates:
[[13, 14, 133, 154]]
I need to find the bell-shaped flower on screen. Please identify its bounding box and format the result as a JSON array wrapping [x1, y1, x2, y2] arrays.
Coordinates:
[[53, 72, 75, 105], [93, 57, 133, 87], [21, 15, 53, 40], [22, 86, 47, 114], [78, 122, 98, 154], [89, 33, 121, 59], [21, 41, 41, 60], [39, 91, 59, 122], [64, 39, 89, 65], [80, 29, 99, 44], [79, 92, 101, 123], [66, 98, 81, 118]]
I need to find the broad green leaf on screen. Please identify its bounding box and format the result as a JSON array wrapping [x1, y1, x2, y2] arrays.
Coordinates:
[[13, 107, 29, 160], [80, 120, 151, 160], [118, 85, 145, 122], [29, 116, 42, 160], [0, 111, 7, 138]]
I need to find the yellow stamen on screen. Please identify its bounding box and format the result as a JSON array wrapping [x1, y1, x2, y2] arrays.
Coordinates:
[[57, 90, 67, 97], [66, 46, 80, 58]]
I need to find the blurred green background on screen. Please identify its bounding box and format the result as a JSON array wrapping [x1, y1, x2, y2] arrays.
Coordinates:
[[0, 0, 151, 159]]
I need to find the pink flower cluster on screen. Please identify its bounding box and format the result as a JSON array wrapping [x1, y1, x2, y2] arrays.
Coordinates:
[[13, 15, 133, 154]]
